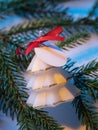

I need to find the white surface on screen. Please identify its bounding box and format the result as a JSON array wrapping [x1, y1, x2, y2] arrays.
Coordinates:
[[27, 55, 51, 73], [35, 47, 67, 67], [26, 67, 80, 108], [26, 67, 67, 90]]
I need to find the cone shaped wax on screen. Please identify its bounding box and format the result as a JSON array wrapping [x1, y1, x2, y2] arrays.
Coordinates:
[[26, 68, 67, 90], [35, 46, 67, 67], [27, 55, 52, 73], [26, 45, 80, 109], [27, 84, 80, 109]]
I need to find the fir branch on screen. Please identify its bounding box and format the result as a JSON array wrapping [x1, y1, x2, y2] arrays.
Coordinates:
[[0, 0, 58, 18], [0, 1, 98, 130], [0, 17, 97, 41], [73, 95, 98, 130], [73, 74, 98, 100], [13, 55, 34, 71], [0, 49, 28, 119], [80, 60, 98, 77], [70, 60, 98, 99], [0, 17, 72, 36], [0, 49, 62, 130], [63, 59, 98, 130], [0, 0, 41, 15], [58, 31, 90, 49], [77, 17, 98, 32], [88, 0, 98, 17], [66, 60, 98, 76], [30, 108, 63, 130], [72, 60, 98, 80], [0, 20, 95, 52], [65, 60, 98, 130]]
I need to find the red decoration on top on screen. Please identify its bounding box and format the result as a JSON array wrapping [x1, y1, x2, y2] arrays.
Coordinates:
[[16, 27, 65, 56], [16, 47, 21, 56]]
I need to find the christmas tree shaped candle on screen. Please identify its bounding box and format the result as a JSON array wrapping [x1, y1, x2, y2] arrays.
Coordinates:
[[26, 46, 80, 109], [20, 27, 81, 109]]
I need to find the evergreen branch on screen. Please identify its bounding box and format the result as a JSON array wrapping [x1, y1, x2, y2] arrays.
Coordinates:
[[0, 17, 97, 39], [0, 19, 96, 51], [68, 60, 98, 77], [80, 60, 98, 77], [73, 95, 98, 130], [64, 60, 98, 130], [66, 60, 98, 130], [77, 17, 98, 32], [0, 17, 72, 36], [0, 1, 98, 130], [0, 49, 28, 119], [0, 49, 62, 130], [73, 74, 98, 100], [70, 60, 98, 99], [14, 55, 34, 71], [0, 0, 58, 18], [88, 0, 98, 17], [0, 18, 72, 49], [31, 108, 63, 130], [58, 31, 90, 49], [0, 0, 41, 15]]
